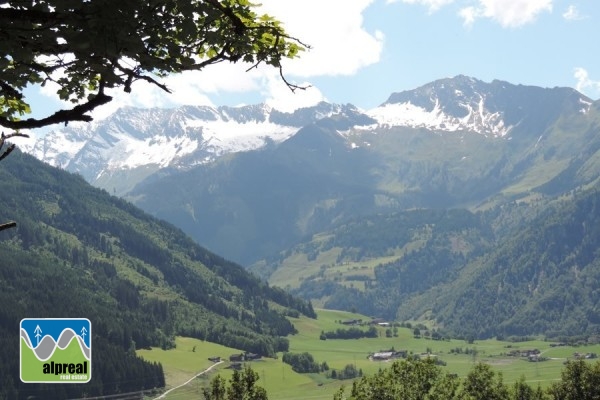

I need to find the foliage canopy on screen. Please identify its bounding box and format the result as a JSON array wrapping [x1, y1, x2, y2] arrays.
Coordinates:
[[203, 366, 268, 400], [0, 0, 305, 129], [334, 358, 600, 400]]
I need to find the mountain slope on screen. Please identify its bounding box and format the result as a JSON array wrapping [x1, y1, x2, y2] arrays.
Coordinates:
[[263, 185, 600, 340], [256, 208, 493, 311], [16, 75, 600, 345], [370, 75, 591, 137], [0, 150, 314, 399], [128, 123, 378, 264], [24, 76, 600, 268], [128, 82, 599, 265], [421, 188, 600, 339], [28, 102, 369, 195]]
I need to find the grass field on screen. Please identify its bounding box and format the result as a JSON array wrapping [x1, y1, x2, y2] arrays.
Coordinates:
[[138, 309, 600, 400]]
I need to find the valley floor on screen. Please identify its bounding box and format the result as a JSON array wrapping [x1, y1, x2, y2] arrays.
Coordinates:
[[138, 309, 600, 400]]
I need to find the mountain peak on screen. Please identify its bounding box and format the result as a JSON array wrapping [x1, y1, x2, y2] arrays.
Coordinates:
[[26, 101, 365, 193], [366, 75, 590, 137], [25, 76, 594, 196]]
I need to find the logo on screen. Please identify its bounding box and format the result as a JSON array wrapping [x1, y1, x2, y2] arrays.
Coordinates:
[[20, 318, 91, 383]]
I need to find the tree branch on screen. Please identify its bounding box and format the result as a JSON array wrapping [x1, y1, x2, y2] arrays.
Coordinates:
[[0, 80, 24, 99], [0, 131, 30, 160], [115, 62, 171, 94], [0, 221, 17, 232], [278, 65, 310, 93], [0, 7, 68, 24], [0, 131, 29, 232], [0, 85, 112, 129]]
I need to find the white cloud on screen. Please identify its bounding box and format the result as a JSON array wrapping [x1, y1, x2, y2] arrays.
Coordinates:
[[259, 0, 384, 77], [33, 0, 382, 119], [563, 5, 586, 21], [388, 0, 553, 27], [574, 67, 600, 98], [36, 70, 217, 122], [459, 0, 553, 28], [387, 0, 455, 13], [262, 76, 326, 112], [459, 6, 479, 28]]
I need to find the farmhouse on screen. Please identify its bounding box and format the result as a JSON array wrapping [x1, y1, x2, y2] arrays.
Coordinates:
[[244, 352, 262, 361], [229, 352, 262, 362], [369, 350, 407, 361], [371, 352, 394, 361], [507, 349, 540, 358], [573, 352, 598, 360], [227, 362, 243, 370]]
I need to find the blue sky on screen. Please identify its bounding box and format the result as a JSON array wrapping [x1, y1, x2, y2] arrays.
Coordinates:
[[323, 0, 600, 107], [24, 0, 600, 130]]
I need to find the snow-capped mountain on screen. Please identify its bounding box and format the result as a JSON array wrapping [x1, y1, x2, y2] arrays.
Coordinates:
[[20, 75, 600, 265], [26, 75, 593, 195], [27, 101, 368, 192], [365, 75, 592, 136]]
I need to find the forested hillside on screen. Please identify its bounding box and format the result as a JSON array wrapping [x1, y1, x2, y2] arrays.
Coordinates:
[[0, 150, 314, 399], [269, 208, 492, 318], [260, 184, 600, 340], [430, 187, 600, 339], [114, 83, 600, 267]]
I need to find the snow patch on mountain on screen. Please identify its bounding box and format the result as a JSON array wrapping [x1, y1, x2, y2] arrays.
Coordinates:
[[88, 117, 296, 173], [25, 103, 354, 186], [183, 118, 297, 159], [111, 133, 200, 170], [579, 97, 593, 113], [29, 128, 94, 169], [365, 97, 511, 137], [25, 76, 590, 194]]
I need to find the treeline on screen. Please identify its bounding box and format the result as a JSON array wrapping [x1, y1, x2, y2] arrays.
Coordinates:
[[180, 324, 290, 356], [281, 352, 361, 381], [320, 326, 378, 340], [203, 365, 267, 400], [201, 358, 600, 399], [203, 358, 600, 399], [282, 352, 328, 373], [334, 357, 600, 400], [329, 364, 362, 380]]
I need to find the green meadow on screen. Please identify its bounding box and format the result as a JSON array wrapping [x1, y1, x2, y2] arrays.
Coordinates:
[[138, 309, 600, 399]]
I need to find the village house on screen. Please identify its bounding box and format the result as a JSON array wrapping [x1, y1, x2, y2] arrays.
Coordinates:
[[244, 352, 262, 361], [229, 352, 262, 363], [507, 349, 540, 358], [573, 352, 598, 360], [227, 363, 243, 370], [369, 350, 407, 361]]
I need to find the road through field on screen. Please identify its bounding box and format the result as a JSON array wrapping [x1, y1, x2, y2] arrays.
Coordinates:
[[154, 360, 224, 399]]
